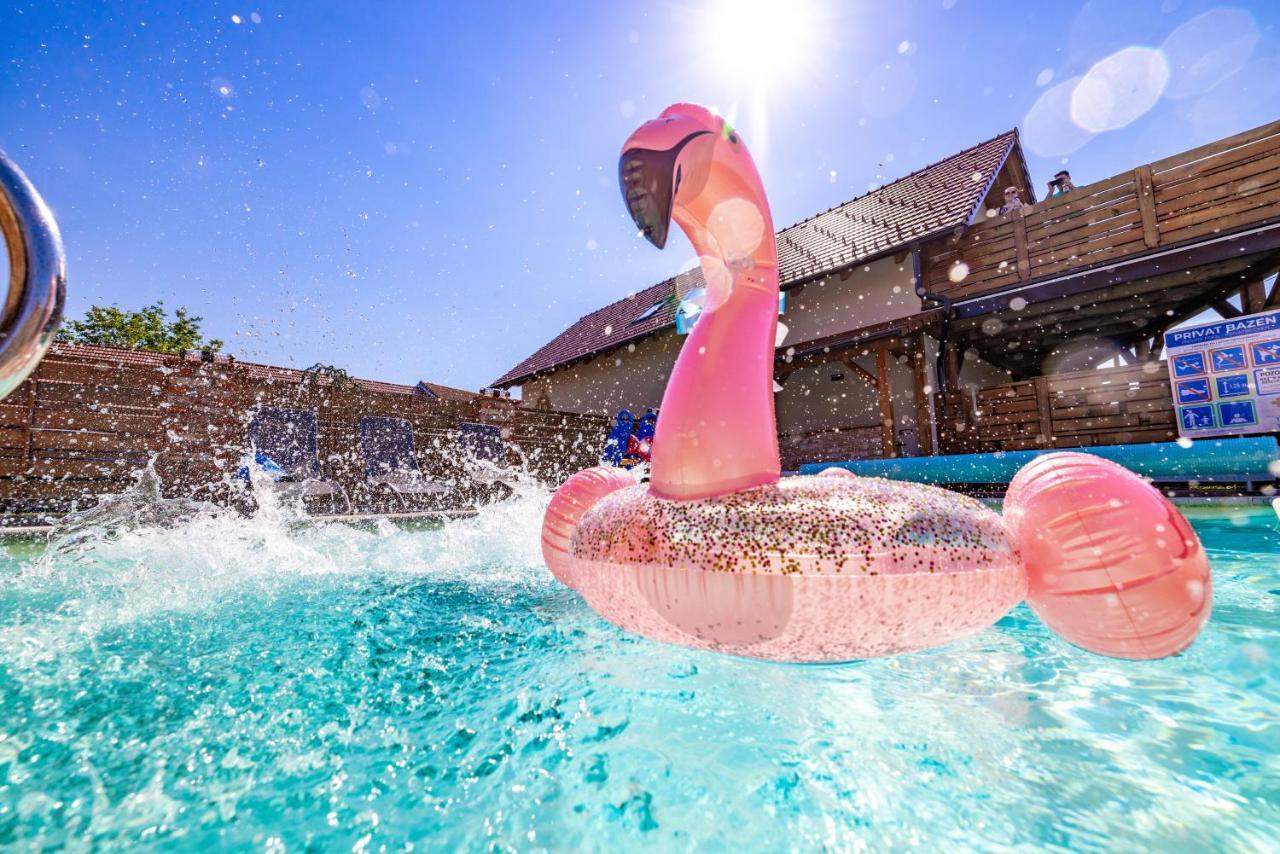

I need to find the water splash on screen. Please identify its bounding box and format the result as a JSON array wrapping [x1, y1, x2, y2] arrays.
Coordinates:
[[0, 485, 1277, 849]]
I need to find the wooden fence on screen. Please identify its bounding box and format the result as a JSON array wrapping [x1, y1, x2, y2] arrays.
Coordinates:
[[925, 119, 1280, 299], [0, 345, 609, 518], [937, 362, 1177, 454]]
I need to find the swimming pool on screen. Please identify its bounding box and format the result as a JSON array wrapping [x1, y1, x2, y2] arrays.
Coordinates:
[[1, 491, 1276, 850]]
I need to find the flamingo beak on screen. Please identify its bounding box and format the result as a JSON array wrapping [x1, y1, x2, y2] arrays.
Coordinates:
[[619, 130, 711, 250]]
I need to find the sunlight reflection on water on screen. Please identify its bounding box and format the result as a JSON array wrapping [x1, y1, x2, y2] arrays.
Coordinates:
[[0, 491, 1276, 850]]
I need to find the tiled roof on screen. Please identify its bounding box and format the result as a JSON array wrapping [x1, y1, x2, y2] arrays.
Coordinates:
[[494, 129, 1020, 387], [47, 342, 476, 400], [494, 266, 706, 390]]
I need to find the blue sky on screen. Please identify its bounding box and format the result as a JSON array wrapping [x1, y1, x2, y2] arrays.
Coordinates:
[[3, 1, 1278, 390]]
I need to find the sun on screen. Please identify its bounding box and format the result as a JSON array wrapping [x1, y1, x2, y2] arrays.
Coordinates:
[[698, 0, 822, 90], [688, 0, 826, 162]]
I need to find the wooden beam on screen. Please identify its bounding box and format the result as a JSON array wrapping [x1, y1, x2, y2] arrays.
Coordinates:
[[841, 359, 879, 391], [1135, 338, 1152, 360], [1134, 165, 1160, 248], [876, 348, 896, 459], [948, 261, 1258, 336], [1264, 270, 1280, 310], [911, 335, 934, 456], [1212, 299, 1242, 319], [780, 334, 908, 373]]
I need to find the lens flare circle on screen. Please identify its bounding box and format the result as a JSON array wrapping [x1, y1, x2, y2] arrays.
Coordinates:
[[1070, 46, 1169, 134], [1023, 76, 1095, 157]]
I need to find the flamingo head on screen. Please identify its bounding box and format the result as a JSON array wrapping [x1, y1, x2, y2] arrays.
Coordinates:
[[619, 104, 755, 250]]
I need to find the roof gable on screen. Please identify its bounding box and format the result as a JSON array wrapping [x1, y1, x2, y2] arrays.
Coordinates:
[[495, 129, 1020, 387]]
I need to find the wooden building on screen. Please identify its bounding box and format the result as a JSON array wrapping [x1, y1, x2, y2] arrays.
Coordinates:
[[494, 120, 1280, 469]]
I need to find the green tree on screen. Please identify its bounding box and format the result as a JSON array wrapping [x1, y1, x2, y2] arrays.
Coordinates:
[[58, 301, 224, 354]]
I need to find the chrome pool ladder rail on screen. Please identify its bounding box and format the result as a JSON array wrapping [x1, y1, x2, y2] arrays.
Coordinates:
[[0, 149, 66, 402]]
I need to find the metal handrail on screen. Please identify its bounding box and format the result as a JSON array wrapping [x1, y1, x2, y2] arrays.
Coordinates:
[[0, 150, 65, 401]]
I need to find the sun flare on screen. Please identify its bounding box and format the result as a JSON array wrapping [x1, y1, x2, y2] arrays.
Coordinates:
[[690, 0, 825, 162], [699, 0, 821, 89]]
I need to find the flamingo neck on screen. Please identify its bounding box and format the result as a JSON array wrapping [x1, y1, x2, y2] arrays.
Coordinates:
[[648, 197, 780, 501]]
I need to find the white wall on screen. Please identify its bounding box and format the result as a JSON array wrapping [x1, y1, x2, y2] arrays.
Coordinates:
[[775, 347, 924, 456], [519, 255, 930, 442], [957, 346, 1013, 390], [781, 256, 922, 343], [520, 328, 678, 416]]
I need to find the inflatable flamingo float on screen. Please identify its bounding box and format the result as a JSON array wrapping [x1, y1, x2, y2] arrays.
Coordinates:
[[542, 104, 1211, 662]]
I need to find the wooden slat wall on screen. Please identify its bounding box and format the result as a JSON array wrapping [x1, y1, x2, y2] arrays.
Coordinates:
[[0, 349, 609, 516], [937, 362, 1177, 455], [925, 119, 1280, 298]]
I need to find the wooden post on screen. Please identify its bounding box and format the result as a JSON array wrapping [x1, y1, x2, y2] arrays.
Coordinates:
[[944, 344, 961, 392], [876, 348, 896, 458], [1134, 165, 1160, 249], [1135, 338, 1151, 361], [911, 335, 934, 456], [1243, 279, 1267, 314], [1033, 375, 1054, 447], [1012, 207, 1031, 281]]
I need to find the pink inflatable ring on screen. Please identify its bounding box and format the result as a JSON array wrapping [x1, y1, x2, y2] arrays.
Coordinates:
[[542, 104, 1211, 662]]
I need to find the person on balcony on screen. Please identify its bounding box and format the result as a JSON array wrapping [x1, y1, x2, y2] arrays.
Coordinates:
[[1046, 169, 1076, 198], [998, 186, 1025, 215]]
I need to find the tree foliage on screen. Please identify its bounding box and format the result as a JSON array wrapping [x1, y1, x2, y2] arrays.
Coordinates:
[[58, 302, 224, 354], [301, 363, 357, 390]]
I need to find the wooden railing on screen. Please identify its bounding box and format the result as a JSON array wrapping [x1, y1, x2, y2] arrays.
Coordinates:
[[937, 362, 1176, 454], [0, 345, 609, 518], [925, 119, 1280, 299]]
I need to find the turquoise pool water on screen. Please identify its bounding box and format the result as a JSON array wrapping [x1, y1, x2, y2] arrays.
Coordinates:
[[0, 493, 1276, 850]]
